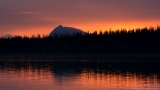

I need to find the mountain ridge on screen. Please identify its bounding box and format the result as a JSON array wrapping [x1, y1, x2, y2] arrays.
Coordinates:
[[49, 25, 86, 37]]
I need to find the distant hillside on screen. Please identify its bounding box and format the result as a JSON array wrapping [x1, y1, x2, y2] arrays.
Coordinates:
[[0, 26, 160, 54], [2, 34, 12, 38], [49, 25, 86, 37]]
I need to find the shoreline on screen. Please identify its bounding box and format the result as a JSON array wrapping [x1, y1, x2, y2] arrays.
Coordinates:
[[0, 53, 160, 59]]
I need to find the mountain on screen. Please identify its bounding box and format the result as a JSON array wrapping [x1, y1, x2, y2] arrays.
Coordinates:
[[2, 34, 13, 38], [49, 25, 86, 37]]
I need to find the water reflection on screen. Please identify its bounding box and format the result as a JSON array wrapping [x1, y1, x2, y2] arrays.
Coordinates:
[[0, 59, 160, 90]]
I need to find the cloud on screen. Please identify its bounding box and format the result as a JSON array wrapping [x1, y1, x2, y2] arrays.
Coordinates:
[[1, 0, 160, 23], [18, 12, 37, 14], [35, 0, 160, 22], [0, 0, 160, 36], [0, 7, 57, 32]]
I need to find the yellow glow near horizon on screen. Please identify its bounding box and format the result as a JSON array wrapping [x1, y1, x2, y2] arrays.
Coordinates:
[[3, 20, 160, 37], [1, 0, 160, 37]]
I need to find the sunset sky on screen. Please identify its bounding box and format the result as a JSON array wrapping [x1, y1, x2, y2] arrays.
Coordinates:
[[0, 0, 160, 36]]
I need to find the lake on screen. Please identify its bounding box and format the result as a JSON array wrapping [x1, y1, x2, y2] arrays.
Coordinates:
[[0, 58, 160, 90]]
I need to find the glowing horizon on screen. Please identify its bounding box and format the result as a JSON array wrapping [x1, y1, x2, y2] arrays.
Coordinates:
[[1, 0, 160, 37], [4, 22, 159, 37]]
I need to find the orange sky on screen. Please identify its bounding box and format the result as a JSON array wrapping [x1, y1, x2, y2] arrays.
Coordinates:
[[9, 20, 160, 37], [1, 0, 160, 36]]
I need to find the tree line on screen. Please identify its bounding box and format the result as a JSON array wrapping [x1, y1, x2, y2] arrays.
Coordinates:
[[0, 26, 160, 54]]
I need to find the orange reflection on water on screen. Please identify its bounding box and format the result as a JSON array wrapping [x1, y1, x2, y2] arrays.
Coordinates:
[[74, 70, 158, 90], [0, 65, 159, 90], [0, 67, 53, 90]]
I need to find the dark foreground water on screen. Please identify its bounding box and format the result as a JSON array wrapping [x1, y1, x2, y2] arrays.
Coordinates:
[[0, 58, 160, 90]]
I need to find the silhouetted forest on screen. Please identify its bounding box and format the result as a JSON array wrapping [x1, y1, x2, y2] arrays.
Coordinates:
[[1, 26, 160, 54]]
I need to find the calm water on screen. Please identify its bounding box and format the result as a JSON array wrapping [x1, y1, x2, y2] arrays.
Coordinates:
[[0, 59, 160, 90]]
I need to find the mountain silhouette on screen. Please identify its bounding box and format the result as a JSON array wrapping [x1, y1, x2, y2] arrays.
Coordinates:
[[49, 25, 86, 37], [3, 34, 12, 38]]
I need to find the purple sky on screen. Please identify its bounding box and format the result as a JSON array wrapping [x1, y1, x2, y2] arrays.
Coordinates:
[[0, 0, 160, 36]]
